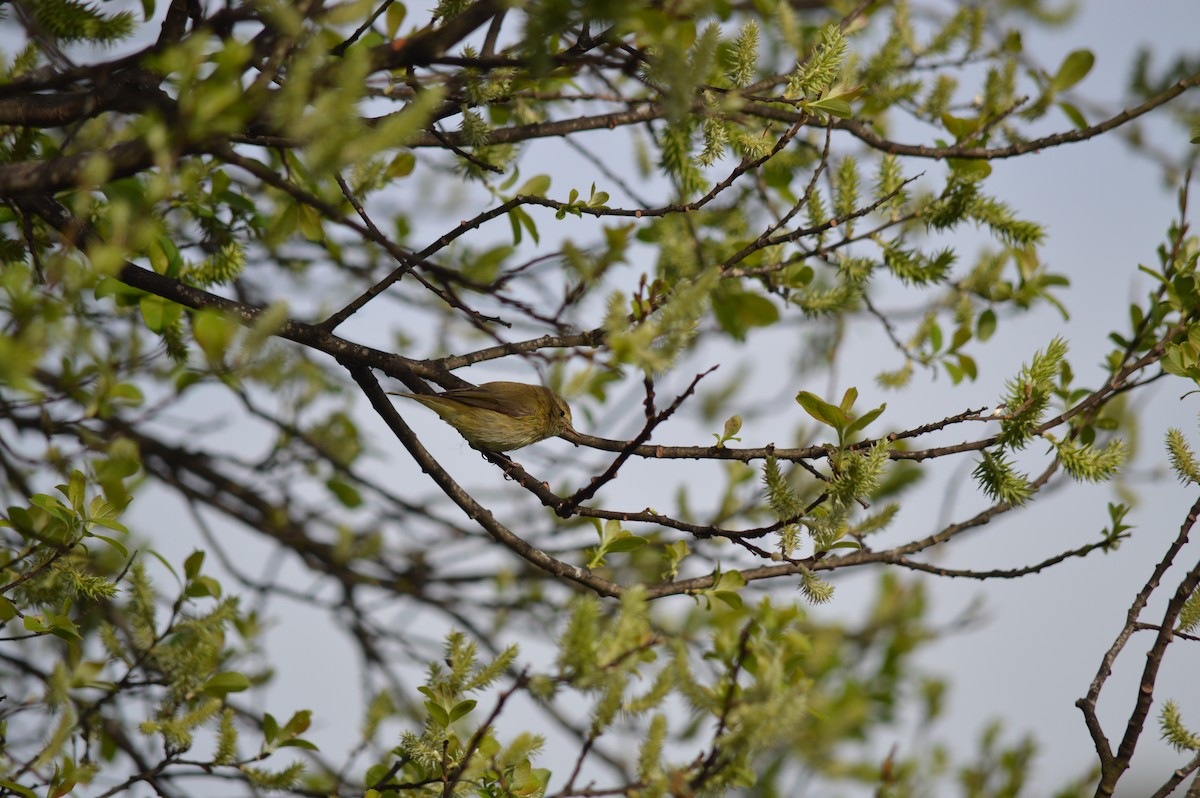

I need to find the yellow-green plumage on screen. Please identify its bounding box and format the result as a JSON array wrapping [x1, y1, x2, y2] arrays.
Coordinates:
[[391, 381, 573, 451]]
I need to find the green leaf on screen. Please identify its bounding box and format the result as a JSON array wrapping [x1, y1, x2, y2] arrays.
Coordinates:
[[91, 516, 129, 535], [145, 549, 182, 583], [0, 595, 18, 622], [193, 309, 237, 363], [795, 390, 850, 431], [297, 204, 325, 242], [605, 535, 649, 553], [150, 236, 183, 277], [385, 2, 406, 38], [807, 96, 853, 118], [517, 174, 551, 197], [47, 613, 81, 640], [66, 470, 86, 511], [95, 276, 148, 304], [184, 550, 205, 580], [110, 382, 144, 407], [714, 590, 743, 609], [976, 309, 997, 341], [186, 575, 222, 598], [327, 477, 364, 508], [386, 152, 415, 179], [714, 415, 743, 446], [941, 113, 981, 141], [712, 289, 779, 340], [89, 534, 129, 557], [839, 387, 858, 413], [282, 710, 312, 737], [956, 353, 978, 381], [947, 158, 992, 179], [139, 295, 166, 333], [844, 402, 887, 439], [508, 206, 539, 245], [263, 712, 279, 743], [424, 701, 450, 727], [30, 494, 72, 522], [1058, 101, 1088, 130], [1051, 49, 1094, 93], [24, 615, 46, 634], [0, 779, 37, 798], [448, 700, 476, 723], [928, 322, 943, 353], [202, 671, 250, 697]]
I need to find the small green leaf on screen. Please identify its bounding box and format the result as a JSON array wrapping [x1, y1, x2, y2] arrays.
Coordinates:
[[145, 549, 182, 583], [944, 361, 964, 384], [723, 415, 742, 438], [184, 550, 205, 580], [517, 174, 551, 197], [976, 309, 997, 341], [297, 204, 325, 242], [139, 295, 166, 333], [110, 383, 144, 407], [66, 470, 86, 511], [715, 415, 743, 446], [795, 391, 850, 431], [186, 575, 222, 598], [839, 387, 858, 413], [95, 276, 148, 304], [30, 494, 71, 522], [386, 152, 415, 179], [24, 615, 47, 633], [263, 712, 279, 742], [1051, 49, 1094, 93], [844, 402, 887, 439], [327, 477, 364, 508], [928, 322, 943, 353], [712, 288, 779, 340], [807, 96, 852, 118], [0, 778, 38, 798], [150, 236, 184, 277], [508, 206, 539, 245], [0, 595, 18, 622], [47, 613, 81, 640], [89, 534, 129, 558], [1058, 101, 1088, 130], [425, 701, 450, 727], [385, 2, 406, 38], [193, 309, 237, 363], [282, 710, 312, 737], [957, 353, 978, 381], [941, 113, 981, 141], [605, 535, 648, 553], [202, 671, 250, 697], [713, 591, 743, 609], [448, 700, 476, 723], [947, 158, 992, 179]]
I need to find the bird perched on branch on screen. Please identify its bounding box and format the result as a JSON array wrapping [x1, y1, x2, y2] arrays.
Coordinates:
[[388, 381, 573, 451]]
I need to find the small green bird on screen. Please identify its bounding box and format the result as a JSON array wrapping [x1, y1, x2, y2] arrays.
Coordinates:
[[389, 381, 573, 451]]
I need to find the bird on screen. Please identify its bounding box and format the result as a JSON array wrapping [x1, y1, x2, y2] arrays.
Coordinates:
[[388, 381, 573, 451]]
